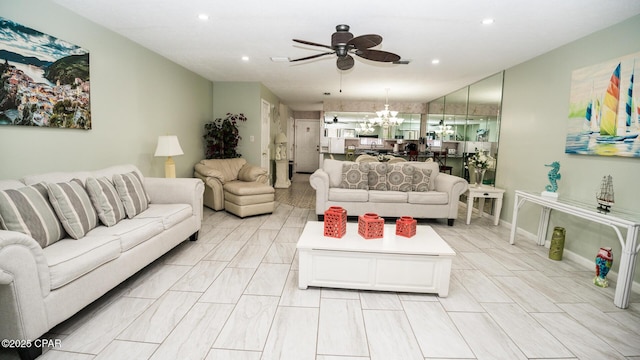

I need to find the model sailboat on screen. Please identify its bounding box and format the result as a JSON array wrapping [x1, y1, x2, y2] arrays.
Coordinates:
[[596, 175, 614, 212]]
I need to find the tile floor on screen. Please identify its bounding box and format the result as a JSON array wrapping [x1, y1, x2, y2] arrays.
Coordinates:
[[3, 175, 640, 360]]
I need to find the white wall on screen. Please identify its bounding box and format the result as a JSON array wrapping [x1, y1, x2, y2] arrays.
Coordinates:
[[498, 15, 640, 279], [0, 0, 213, 179]]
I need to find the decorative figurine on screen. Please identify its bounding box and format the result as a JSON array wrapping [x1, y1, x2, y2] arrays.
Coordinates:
[[594, 247, 613, 288], [542, 161, 561, 198], [596, 175, 614, 213]]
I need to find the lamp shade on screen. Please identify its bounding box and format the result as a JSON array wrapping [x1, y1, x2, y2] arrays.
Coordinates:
[[275, 132, 288, 144], [154, 136, 184, 157]]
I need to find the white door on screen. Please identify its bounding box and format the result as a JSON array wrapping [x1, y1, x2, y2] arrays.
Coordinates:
[[261, 99, 271, 183], [295, 119, 320, 173]]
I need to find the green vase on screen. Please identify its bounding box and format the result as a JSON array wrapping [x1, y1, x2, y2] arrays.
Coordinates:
[[548, 227, 565, 261]]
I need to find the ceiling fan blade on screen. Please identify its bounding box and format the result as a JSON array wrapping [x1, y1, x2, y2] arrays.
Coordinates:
[[293, 39, 333, 49], [347, 34, 382, 50], [355, 49, 401, 62], [290, 51, 335, 62], [337, 55, 354, 70]]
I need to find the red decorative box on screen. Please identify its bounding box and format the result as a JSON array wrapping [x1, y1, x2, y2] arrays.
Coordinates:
[[396, 216, 417, 237], [324, 206, 347, 238], [358, 213, 384, 239]]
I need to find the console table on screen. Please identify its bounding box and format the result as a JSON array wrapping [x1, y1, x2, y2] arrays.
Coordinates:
[[509, 190, 640, 309]]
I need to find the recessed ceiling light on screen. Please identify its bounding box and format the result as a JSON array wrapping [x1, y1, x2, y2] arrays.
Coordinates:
[[431, 59, 440, 65], [482, 18, 494, 25], [198, 13, 209, 21], [241, 56, 249, 61]]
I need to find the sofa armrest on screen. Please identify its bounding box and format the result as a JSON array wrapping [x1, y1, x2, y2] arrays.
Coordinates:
[[144, 177, 205, 223], [194, 163, 225, 183], [309, 169, 330, 215], [0, 230, 51, 340], [434, 173, 469, 219]]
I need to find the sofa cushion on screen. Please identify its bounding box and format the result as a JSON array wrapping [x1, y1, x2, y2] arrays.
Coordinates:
[[43, 235, 121, 289], [387, 164, 414, 192], [322, 159, 345, 188], [47, 179, 99, 240], [113, 171, 150, 219], [86, 218, 164, 252], [408, 191, 449, 205], [0, 183, 66, 248], [369, 190, 408, 203], [328, 188, 369, 202], [223, 180, 275, 196], [368, 163, 388, 191], [86, 177, 126, 227], [412, 168, 433, 192], [408, 161, 439, 191], [135, 203, 192, 229], [339, 162, 369, 190]]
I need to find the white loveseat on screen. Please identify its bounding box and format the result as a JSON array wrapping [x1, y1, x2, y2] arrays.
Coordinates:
[[310, 159, 468, 225], [0, 165, 203, 359]]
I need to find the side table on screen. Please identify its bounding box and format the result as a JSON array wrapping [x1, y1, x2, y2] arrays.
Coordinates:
[[466, 185, 505, 225]]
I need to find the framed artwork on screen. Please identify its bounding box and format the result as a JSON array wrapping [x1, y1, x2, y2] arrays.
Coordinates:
[[0, 16, 90, 129], [566, 51, 639, 157]]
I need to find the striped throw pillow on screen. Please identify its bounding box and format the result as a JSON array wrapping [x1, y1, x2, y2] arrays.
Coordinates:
[[0, 183, 66, 248], [113, 171, 149, 218], [47, 179, 98, 240], [86, 177, 126, 226]]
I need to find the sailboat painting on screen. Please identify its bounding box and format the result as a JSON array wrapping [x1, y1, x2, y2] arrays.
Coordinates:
[[566, 52, 640, 157]]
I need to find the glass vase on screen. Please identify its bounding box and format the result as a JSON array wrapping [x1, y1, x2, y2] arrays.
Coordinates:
[[474, 168, 486, 187]]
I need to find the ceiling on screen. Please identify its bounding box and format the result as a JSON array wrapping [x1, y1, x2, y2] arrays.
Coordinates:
[[52, 0, 640, 111]]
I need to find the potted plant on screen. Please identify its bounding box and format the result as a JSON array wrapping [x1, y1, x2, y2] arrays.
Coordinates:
[[203, 113, 247, 159]]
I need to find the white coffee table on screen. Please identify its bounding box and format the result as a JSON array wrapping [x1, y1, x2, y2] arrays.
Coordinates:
[[296, 221, 456, 297]]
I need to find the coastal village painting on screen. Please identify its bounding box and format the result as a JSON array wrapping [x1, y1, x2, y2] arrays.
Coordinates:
[[0, 16, 90, 130], [566, 51, 640, 157]]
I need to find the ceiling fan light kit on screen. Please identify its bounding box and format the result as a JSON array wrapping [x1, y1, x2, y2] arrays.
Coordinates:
[[290, 24, 402, 71]]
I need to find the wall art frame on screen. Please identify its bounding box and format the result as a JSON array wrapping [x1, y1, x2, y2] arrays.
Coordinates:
[[566, 51, 639, 157], [0, 16, 91, 130]]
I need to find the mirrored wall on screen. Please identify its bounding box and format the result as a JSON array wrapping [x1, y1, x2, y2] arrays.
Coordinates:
[[426, 71, 504, 185], [322, 112, 422, 140]]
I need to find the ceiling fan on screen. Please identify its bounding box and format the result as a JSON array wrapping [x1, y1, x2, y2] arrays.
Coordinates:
[[290, 24, 402, 70]]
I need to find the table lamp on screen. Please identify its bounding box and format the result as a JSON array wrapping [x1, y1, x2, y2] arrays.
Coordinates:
[[154, 135, 183, 178]]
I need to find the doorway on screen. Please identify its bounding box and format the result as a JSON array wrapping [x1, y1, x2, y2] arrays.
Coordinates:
[[294, 119, 320, 173]]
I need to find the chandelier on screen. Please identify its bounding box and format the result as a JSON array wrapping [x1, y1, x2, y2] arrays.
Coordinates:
[[434, 120, 454, 137], [356, 116, 376, 134], [370, 89, 404, 129]]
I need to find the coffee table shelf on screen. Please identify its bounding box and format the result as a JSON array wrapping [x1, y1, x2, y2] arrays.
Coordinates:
[[296, 221, 456, 296]]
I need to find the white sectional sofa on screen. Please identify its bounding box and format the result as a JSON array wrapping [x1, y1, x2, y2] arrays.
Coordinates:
[[310, 159, 468, 225], [0, 165, 203, 359]]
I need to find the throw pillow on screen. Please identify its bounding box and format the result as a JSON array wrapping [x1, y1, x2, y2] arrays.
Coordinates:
[[86, 177, 126, 227], [387, 164, 415, 192], [412, 168, 433, 192], [113, 171, 150, 219], [339, 162, 369, 190], [0, 183, 66, 248], [367, 162, 388, 191], [47, 179, 99, 240]]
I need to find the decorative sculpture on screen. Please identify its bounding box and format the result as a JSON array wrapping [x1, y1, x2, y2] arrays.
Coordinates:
[[594, 247, 613, 288], [545, 161, 561, 192]]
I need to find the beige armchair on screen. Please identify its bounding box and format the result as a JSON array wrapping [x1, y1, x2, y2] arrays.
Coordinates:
[[194, 158, 274, 217]]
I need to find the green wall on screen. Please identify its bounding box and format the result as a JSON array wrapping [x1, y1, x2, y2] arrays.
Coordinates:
[[498, 15, 640, 280], [211, 82, 281, 168], [0, 0, 213, 179]]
